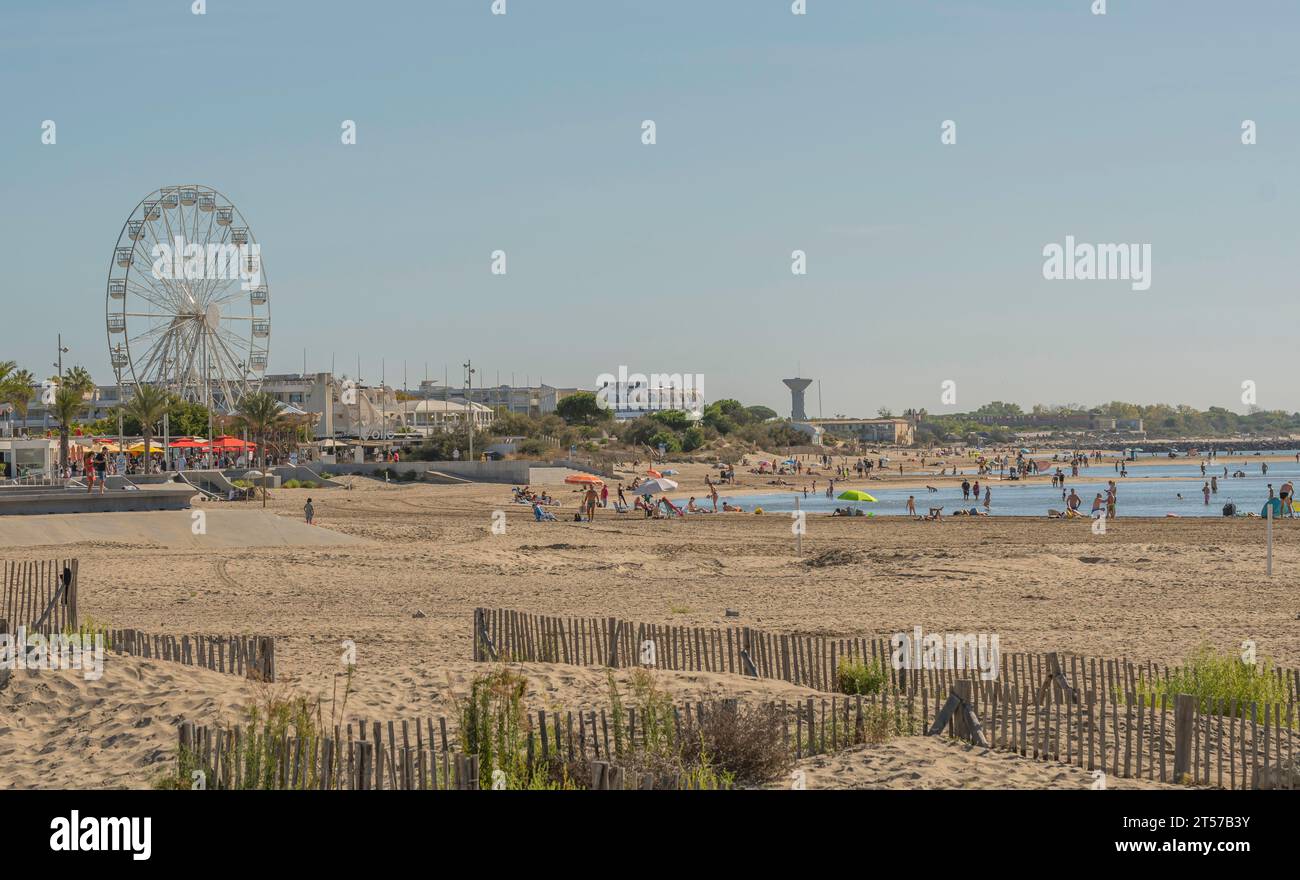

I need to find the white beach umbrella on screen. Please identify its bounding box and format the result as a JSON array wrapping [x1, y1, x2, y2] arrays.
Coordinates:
[[636, 477, 678, 494]]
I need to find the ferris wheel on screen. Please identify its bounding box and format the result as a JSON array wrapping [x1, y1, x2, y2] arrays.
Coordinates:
[[105, 184, 269, 411]]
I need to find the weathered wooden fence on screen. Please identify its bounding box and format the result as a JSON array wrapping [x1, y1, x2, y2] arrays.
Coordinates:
[[174, 694, 909, 791], [179, 719, 481, 790], [473, 609, 1299, 788], [921, 678, 1297, 789], [107, 629, 275, 681], [472, 608, 1300, 704], [1, 559, 78, 635], [177, 680, 1296, 790]]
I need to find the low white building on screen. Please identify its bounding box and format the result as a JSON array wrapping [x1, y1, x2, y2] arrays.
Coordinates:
[[394, 399, 495, 437], [0, 438, 59, 479]]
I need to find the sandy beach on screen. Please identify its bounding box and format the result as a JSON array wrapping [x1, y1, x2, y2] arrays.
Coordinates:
[[3, 459, 1296, 789]]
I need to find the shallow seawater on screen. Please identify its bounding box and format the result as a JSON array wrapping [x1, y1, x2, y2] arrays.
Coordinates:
[[672, 457, 1300, 518]]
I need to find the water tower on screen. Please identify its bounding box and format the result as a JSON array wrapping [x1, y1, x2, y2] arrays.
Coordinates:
[[783, 378, 813, 420]]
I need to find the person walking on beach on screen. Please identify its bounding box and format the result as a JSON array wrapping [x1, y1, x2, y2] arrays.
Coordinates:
[[617, 483, 627, 507], [83, 450, 95, 493], [709, 482, 719, 512], [583, 486, 598, 522], [304, 497, 314, 525], [94, 447, 107, 495], [600, 484, 609, 508]]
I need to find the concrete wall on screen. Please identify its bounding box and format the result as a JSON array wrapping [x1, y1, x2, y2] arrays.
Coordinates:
[[0, 486, 194, 515], [553, 458, 618, 479]]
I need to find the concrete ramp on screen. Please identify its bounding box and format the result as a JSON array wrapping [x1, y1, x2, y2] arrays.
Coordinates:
[[177, 473, 221, 500], [0, 509, 371, 549], [424, 470, 474, 484], [271, 465, 345, 488], [185, 469, 237, 495]]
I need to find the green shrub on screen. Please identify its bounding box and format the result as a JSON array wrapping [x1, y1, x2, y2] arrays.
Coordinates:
[[646, 430, 682, 453], [836, 656, 889, 696], [457, 666, 578, 790], [1135, 645, 1294, 720], [283, 479, 301, 488]]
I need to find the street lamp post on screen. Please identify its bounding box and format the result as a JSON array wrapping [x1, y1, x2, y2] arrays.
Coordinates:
[[463, 360, 475, 462], [55, 333, 68, 381]]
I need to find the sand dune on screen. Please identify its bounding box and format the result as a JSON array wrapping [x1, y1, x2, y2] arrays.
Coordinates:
[[782, 737, 1176, 790]]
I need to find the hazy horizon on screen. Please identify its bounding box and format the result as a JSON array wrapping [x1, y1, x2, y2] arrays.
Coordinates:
[[3, 0, 1297, 418]]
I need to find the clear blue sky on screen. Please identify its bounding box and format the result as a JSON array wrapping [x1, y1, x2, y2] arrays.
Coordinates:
[[2, 0, 1297, 417]]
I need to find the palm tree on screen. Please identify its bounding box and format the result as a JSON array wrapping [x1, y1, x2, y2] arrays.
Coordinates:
[[0, 362, 34, 434], [235, 391, 286, 508], [62, 366, 95, 396], [123, 384, 170, 476], [51, 386, 87, 477], [49, 366, 98, 474]]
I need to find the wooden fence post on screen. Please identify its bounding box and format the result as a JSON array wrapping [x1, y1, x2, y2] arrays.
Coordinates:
[[1173, 694, 1194, 783], [590, 760, 609, 790], [607, 617, 621, 668]]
